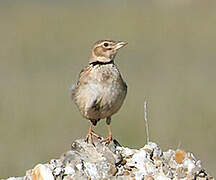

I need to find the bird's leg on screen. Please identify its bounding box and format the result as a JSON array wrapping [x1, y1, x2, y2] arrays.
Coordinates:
[[101, 117, 112, 144], [85, 121, 101, 145], [91, 131, 101, 139], [90, 119, 101, 139], [85, 123, 95, 145]]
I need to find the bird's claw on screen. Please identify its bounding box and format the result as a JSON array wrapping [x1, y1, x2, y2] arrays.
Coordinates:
[[85, 133, 95, 146], [101, 135, 112, 145]]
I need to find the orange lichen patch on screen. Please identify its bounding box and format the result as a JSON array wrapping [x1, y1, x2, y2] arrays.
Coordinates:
[[32, 164, 42, 180], [153, 156, 159, 161], [32, 164, 54, 180], [123, 171, 130, 176], [120, 159, 127, 165], [155, 160, 162, 167], [175, 149, 186, 164]]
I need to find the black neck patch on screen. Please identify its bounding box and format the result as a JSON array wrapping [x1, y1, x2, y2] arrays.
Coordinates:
[[89, 60, 114, 66]]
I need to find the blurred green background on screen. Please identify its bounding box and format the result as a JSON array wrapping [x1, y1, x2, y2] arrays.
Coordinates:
[[0, 0, 216, 178]]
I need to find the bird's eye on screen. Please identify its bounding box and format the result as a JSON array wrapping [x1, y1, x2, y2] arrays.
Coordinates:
[[103, 43, 109, 47]]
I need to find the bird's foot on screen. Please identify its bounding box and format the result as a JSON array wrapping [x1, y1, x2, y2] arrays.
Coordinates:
[[85, 131, 101, 146], [91, 131, 101, 139], [101, 134, 112, 145]]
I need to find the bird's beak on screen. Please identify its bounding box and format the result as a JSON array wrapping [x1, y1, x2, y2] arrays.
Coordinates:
[[115, 41, 128, 50]]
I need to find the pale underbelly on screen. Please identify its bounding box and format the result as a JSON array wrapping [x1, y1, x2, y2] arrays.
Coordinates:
[[76, 81, 126, 120]]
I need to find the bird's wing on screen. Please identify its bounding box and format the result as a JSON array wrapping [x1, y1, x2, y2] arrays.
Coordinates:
[[70, 83, 77, 100], [70, 65, 92, 100], [78, 65, 92, 83]]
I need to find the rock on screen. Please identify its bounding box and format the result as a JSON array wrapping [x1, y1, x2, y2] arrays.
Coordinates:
[[31, 164, 54, 180], [144, 175, 154, 180], [4, 138, 214, 180]]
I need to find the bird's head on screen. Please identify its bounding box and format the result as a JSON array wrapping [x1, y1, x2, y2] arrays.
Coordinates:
[[89, 40, 128, 64]]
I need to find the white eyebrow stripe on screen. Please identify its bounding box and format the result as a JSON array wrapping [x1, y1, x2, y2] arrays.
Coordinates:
[[98, 42, 108, 46], [97, 40, 115, 47]]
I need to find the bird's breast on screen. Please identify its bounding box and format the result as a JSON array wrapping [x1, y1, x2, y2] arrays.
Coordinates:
[[89, 64, 127, 115], [73, 63, 127, 120]]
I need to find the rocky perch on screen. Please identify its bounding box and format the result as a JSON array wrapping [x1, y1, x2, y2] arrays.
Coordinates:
[[6, 138, 214, 180]]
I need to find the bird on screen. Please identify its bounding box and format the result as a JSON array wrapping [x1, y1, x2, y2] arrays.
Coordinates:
[[71, 40, 127, 144]]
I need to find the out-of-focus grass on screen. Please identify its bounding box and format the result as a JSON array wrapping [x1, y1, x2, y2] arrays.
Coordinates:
[[0, 0, 216, 178]]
